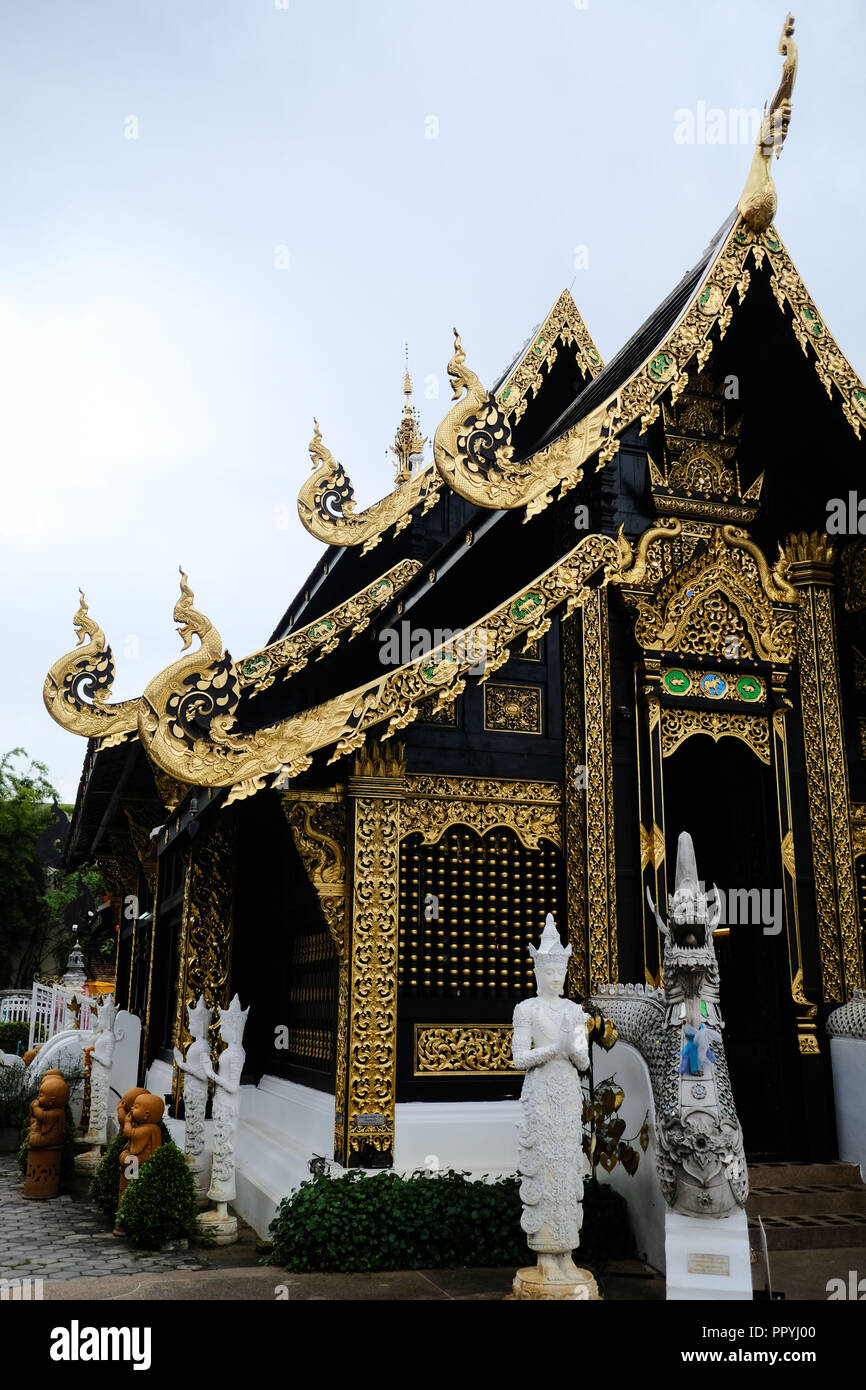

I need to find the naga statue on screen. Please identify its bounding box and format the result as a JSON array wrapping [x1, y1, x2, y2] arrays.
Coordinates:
[[593, 832, 748, 1216]]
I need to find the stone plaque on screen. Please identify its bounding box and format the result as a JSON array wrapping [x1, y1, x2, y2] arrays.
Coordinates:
[[687, 1253, 730, 1277]]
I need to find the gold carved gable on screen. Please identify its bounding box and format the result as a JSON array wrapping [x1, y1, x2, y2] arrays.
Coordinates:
[[627, 526, 798, 665]]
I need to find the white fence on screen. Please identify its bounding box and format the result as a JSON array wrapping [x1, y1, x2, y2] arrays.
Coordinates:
[[27, 983, 96, 1050], [0, 993, 31, 1024]]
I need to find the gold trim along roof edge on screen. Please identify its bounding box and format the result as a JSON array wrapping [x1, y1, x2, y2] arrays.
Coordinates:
[[494, 288, 605, 424], [296, 289, 604, 554], [436, 212, 866, 520], [135, 523, 677, 806], [43, 559, 422, 744]]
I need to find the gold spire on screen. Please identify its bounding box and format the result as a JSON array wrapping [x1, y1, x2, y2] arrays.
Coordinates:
[[390, 345, 427, 484], [737, 13, 798, 233]]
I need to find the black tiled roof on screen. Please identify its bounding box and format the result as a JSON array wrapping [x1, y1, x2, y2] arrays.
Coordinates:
[[531, 209, 738, 453]]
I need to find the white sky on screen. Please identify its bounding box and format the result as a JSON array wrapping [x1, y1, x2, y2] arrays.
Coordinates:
[[2, 0, 863, 802]]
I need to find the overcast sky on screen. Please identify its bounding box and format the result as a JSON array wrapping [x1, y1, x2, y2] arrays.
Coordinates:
[[3, 0, 863, 803]]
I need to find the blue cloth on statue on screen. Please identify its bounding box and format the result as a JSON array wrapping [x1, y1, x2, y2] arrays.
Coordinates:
[[679, 1023, 717, 1074], [679, 1027, 700, 1074]]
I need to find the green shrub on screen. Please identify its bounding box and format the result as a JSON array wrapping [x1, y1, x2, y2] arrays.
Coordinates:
[[266, 1168, 634, 1273], [115, 1140, 198, 1249], [89, 1122, 173, 1221], [0, 1021, 29, 1054]]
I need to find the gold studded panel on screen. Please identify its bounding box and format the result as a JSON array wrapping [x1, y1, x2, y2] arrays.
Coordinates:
[[398, 825, 562, 995]]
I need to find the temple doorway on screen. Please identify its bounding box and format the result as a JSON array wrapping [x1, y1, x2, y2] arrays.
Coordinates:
[[662, 735, 803, 1159]]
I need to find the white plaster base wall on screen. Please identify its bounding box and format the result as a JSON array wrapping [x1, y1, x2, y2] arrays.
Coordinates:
[[393, 1100, 520, 1175], [590, 1039, 667, 1273], [232, 1076, 335, 1238], [144, 1058, 174, 1100], [830, 1036, 866, 1180], [665, 1209, 752, 1300], [228, 1085, 523, 1239]]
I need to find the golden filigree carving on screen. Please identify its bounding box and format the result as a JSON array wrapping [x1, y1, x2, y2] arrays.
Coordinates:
[[173, 823, 236, 1060], [627, 526, 798, 664], [281, 796, 349, 959], [240, 560, 421, 696], [399, 776, 561, 851], [851, 804, 866, 858], [640, 823, 667, 872], [43, 590, 139, 743], [779, 539, 863, 998], [584, 589, 618, 989], [737, 14, 798, 233], [759, 230, 866, 440], [138, 532, 630, 793], [416, 693, 458, 725], [562, 615, 588, 1000], [842, 543, 866, 612], [414, 1024, 517, 1076], [496, 290, 604, 424], [297, 420, 441, 554], [345, 750, 402, 1162], [660, 708, 771, 764], [124, 812, 158, 896], [483, 684, 542, 734]]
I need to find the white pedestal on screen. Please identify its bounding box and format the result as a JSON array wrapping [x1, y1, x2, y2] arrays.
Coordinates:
[[830, 1036, 866, 1180], [665, 1209, 752, 1300]]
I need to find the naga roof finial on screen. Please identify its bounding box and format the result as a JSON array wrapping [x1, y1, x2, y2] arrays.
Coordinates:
[[737, 13, 798, 233], [390, 344, 427, 484]]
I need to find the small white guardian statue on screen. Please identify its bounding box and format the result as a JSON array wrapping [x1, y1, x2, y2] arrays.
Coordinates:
[[173, 994, 213, 1204], [195, 994, 249, 1246], [510, 915, 598, 1301], [83, 995, 117, 1147]]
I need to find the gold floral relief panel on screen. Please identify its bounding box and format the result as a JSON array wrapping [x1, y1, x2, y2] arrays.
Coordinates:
[[414, 1024, 518, 1076], [483, 684, 543, 734]]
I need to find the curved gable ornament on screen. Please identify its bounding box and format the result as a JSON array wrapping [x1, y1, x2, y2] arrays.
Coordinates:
[[433, 329, 617, 516], [43, 591, 139, 746], [297, 420, 441, 555]]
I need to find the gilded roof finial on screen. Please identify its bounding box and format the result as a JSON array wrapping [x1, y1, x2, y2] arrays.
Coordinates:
[[390, 344, 427, 484], [737, 13, 798, 233]]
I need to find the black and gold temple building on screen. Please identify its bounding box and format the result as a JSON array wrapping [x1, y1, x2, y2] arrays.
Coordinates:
[[47, 19, 865, 1170]]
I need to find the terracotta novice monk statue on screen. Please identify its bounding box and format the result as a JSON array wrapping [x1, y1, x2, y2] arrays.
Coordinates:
[[23, 1072, 70, 1199], [116, 1086, 149, 1132], [118, 1091, 165, 1203]]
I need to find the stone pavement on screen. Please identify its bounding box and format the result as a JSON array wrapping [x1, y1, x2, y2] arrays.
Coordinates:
[[5, 1152, 860, 1301], [0, 1153, 212, 1283]]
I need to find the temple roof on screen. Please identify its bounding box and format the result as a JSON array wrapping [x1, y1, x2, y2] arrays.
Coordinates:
[[534, 213, 737, 454]]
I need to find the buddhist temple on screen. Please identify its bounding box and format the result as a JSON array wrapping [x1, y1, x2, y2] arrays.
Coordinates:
[[45, 14, 866, 1234]]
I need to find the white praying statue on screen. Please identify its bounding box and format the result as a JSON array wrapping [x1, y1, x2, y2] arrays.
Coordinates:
[[510, 914, 597, 1301], [173, 994, 213, 1200], [195, 994, 249, 1245]]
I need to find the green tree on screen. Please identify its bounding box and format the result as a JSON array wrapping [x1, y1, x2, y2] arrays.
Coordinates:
[[0, 749, 107, 986]]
